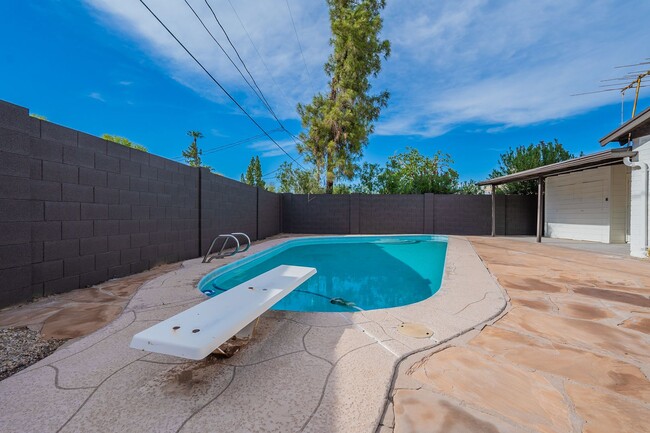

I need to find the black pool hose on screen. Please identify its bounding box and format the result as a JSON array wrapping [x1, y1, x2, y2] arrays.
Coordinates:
[[207, 283, 362, 310]]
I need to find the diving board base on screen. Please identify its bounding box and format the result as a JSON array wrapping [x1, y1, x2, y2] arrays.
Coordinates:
[[130, 265, 316, 360]]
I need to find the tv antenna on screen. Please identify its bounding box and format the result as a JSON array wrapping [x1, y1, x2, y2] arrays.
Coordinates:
[[572, 59, 650, 124]]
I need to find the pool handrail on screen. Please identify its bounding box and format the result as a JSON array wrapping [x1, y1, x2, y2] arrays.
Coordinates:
[[231, 232, 251, 253], [203, 234, 240, 263]]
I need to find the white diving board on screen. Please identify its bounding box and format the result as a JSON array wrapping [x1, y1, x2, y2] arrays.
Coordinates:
[[130, 265, 316, 360]]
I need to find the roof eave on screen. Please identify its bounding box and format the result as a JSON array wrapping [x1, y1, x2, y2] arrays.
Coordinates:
[[599, 106, 650, 146], [479, 148, 637, 186]]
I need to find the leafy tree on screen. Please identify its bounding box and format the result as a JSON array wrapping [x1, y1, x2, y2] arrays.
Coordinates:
[[297, 0, 390, 194], [377, 148, 458, 194], [489, 139, 573, 194], [182, 130, 206, 168], [241, 156, 265, 189], [354, 162, 382, 194], [456, 180, 482, 195], [102, 134, 148, 152], [276, 162, 323, 194], [333, 184, 353, 194], [29, 113, 47, 120]]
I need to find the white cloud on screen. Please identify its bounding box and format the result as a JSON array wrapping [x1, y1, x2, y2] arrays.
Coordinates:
[[85, 0, 650, 137], [118, 80, 133, 86], [85, 0, 329, 118], [375, 0, 650, 136], [88, 92, 105, 102]]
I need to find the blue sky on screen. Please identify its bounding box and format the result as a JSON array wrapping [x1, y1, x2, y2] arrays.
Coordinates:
[[2, 0, 649, 184]]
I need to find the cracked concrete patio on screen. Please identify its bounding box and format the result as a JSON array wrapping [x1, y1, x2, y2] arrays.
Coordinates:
[[387, 237, 650, 433], [0, 235, 505, 433]]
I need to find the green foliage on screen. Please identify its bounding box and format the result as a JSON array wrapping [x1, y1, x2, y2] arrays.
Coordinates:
[[297, 0, 390, 193], [333, 184, 352, 194], [456, 180, 482, 195], [183, 130, 212, 170], [29, 113, 47, 120], [489, 139, 573, 195], [276, 162, 323, 194], [102, 134, 148, 152], [241, 156, 265, 189], [377, 148, 459, 194], [354, 162, 382, 194]]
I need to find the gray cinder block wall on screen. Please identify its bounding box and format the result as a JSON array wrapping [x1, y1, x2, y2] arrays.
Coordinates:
[[0, 100, 282, 308], [0, 99, 536, 308], [281, 193, 537, 236], [0, 100, 201, 307], [199, 168, 281, 256]]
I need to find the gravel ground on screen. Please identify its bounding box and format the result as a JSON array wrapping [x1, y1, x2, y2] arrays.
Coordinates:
[[0, 327, 65, 381]]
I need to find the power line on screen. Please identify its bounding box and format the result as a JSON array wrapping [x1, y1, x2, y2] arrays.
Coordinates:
[[182, 0, 267, 107], [285, 0, 316, 92], [198, 0, 306, 149], [262, 167, 282, 178], [203, 0, 275, 115], [203, 129, 282, 155], [138, 0, 306, 170], [226, 0, 297, 112], [171, 129, 283, 161]]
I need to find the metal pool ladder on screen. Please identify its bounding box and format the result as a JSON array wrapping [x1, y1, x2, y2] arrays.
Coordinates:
[[202, 232, 251, 263]]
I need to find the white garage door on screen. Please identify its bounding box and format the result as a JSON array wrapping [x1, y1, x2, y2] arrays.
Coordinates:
[[545, 169, 610, 243]]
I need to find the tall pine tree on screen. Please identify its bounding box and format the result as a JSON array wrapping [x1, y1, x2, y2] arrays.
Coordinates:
[[183, 131, 205, 167], [241, 156, 265, 188], [297, 0, 390, 193]]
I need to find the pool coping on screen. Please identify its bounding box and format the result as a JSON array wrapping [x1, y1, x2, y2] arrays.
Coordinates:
[[0, 234, 508, 433]]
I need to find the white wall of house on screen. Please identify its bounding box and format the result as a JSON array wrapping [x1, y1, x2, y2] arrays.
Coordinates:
[[544, 166, 629, 243], [629, 135, 650, 257]]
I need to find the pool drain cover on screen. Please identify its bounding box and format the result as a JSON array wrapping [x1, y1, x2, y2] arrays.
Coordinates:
[[398, 323, 433, 338]]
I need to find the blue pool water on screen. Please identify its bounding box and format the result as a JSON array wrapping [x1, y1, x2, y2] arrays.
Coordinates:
[[198, 235, 448, 312]]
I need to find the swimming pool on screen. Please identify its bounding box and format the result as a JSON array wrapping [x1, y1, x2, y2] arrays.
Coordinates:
[[198, 235, 448, 313]]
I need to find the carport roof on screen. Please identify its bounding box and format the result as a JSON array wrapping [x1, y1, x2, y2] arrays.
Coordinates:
[[478, 147, 636, 186]]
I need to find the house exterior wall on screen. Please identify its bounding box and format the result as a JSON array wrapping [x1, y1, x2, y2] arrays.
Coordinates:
[[544, 167, 614, 243], [630, 135, 650, 257]]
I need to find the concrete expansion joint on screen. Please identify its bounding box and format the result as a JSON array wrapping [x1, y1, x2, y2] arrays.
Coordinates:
[[301, 326, 334, 367], [55, 355, 148, 433], [553, 377, 586, 433], [452, 292, 489, 315], [220, 350, 306, 368], [174, 365, 237, 433], [47, 365, 97, 391], [299, 341, 381, 433]]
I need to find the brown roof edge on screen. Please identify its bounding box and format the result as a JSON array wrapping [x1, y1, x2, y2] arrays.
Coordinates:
[[479, 147, 637, 186], [599, 106, 650, 146]]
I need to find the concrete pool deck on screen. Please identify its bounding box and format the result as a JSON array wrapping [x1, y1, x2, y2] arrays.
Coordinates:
[[389, 237, 650, 433], [1, 235, 648, 433], [0, 235, 505, 433]]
